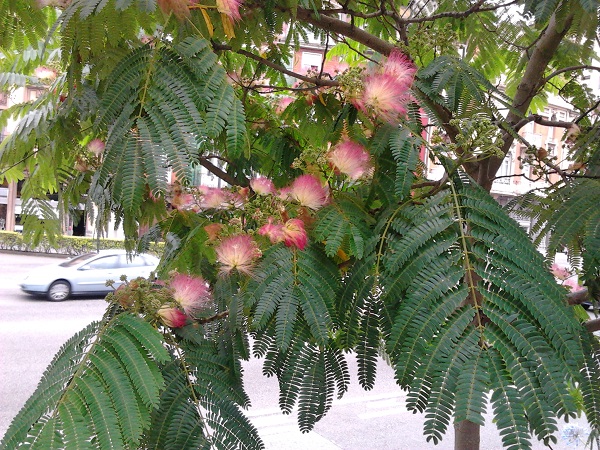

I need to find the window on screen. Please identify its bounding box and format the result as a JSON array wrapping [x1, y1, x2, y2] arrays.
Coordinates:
[[496, 151, 513, 184], [60, 253, 98, 267], [118, 255, 153, 268], [301, 52, 322, 72], [84, 256, 119, 270], [26, 87, 44, 102]]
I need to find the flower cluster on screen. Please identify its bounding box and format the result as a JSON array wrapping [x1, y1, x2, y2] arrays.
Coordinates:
[[350, 50, 416, 124], [157, 273, 213, 327], [258, 217, 308, 250], [169, 185, 247, 212], [168, 173, 331, 278], [161, 273, 213, 325], [109, 273, 214, 329]]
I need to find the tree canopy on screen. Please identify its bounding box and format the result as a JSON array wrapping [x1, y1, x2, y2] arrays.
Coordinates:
[[1, 1, 600, 449]]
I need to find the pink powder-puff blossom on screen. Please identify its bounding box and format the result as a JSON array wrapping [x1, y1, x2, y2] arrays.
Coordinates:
[[258, 218, 285, 244], [359, 73, 411, 123], [250, 177, 276, 196], [354, 51, 415, 124], [282, 218, 308, 250], [216, 234, 261, 275], [563, 277, 585, 292], [327, 139, 372, 180], [171, 193, 195, 210], [87, 139, 105, 157], [551, 264, 571, 280], [382, 50, 416, 89], [289, 174, 328, 210], [34, 66, 57, 81], [277, 186, 292, 201], [199, 186, 228, 209], [216, 0, 243, 21], [158, 306, 187, 328], [225, 191, 246, 208], [170, 273, 212, 317]]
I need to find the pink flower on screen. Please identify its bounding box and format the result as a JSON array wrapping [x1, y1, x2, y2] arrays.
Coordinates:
[[216, 0, 243, 21], [225, 190, 246, 208], [157, 306, 187, 328], [382, 50, 416, 89], [170, 274, 212, 317], [258, 218, 285, 244], [551, 264, 571, 280], [88, 139, 105, 157], [563, 278, 585, 292], [277, 186, 292, 201], [359, 73, 411, 123], [171, 193, 195, 210], [276, 96, 294, 113], [289, 175, 328, 210], [354, 51, 415, 124], [216, 234, 261, 275], [34, 66, 57, 81], [282, 218, 308, 250], [327, 139, 372, 180], [199, 186, 228, 209], [250, 177, 275, 196]]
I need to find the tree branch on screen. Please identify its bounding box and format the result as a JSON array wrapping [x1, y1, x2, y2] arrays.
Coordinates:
[[398, 0, 520, 25], [212, 42, 339, 88], [199, 157, 248, 187], [512, 113, 574, 131], [542, 64, 600, 85], [294, 7, 396, 56]]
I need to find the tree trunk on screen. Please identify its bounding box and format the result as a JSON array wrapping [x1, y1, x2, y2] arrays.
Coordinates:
[[454, 420, 481, 450]]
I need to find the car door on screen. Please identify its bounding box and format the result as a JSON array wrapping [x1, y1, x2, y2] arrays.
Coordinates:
[[75, 255, 121, 294]]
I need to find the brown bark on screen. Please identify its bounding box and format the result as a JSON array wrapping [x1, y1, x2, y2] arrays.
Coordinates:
[[454, 420, 481, 450]]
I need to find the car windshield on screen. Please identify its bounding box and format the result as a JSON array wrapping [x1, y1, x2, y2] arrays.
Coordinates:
[[59, 253, 100, 267]]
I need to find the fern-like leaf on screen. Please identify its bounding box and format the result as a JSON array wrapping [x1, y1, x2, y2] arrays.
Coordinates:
[[0, 313, 169, 450]]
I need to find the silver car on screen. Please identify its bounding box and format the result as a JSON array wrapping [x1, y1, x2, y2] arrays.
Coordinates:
[[20, 250, 160, 301]]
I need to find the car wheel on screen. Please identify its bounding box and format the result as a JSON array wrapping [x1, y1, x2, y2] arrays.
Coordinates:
[[47, 280, 71, 301]]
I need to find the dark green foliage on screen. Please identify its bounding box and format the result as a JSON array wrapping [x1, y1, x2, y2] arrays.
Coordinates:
[[371, 172, 590, 444], [389, 127, 421, 200], [0, 313, 169, 450], [415, 56, 503, 117], [247, 245, 339, 350], [91, 36, 247, 222], [314, 194, 374, 259], [177, 336, 263, 450], [0, 2, 53, 51], [144, 360, 209, 450], [255, 328, 350, 433]]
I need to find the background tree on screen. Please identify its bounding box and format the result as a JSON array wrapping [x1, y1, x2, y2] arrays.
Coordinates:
[[1, 1, 600, 449]]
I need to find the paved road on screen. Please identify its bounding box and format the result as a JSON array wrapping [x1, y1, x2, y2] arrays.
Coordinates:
[[0, 251, 589, 449]]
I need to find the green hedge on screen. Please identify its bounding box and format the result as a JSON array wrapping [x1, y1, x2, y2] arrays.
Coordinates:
[[0, 231, 163, 256]]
